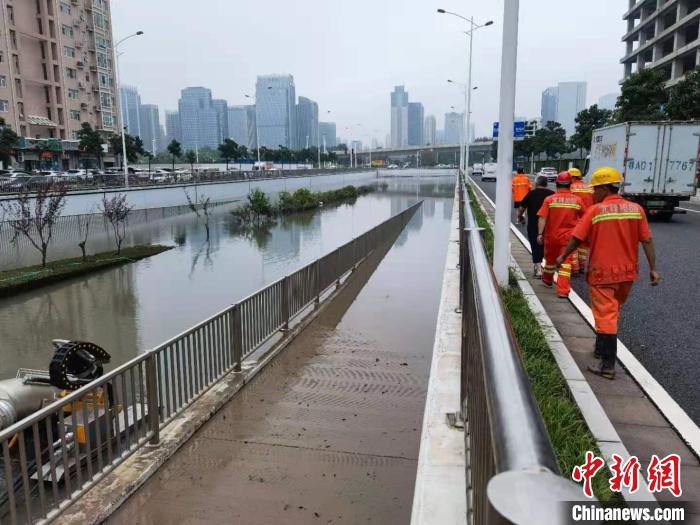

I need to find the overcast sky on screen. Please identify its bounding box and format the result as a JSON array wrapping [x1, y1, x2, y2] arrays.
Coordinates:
[[113, 0, 624, 145]]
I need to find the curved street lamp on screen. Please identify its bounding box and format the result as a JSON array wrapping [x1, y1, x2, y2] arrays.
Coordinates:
[[114, 31, 144, 188], [437, 9, 493, 173]]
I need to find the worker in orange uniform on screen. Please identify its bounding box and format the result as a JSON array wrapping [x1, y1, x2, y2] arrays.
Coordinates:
[[537, 172, 585, 299], [557, 167, 660, 380], [511, 168, 531, 209], [569, 167, 594, 273]]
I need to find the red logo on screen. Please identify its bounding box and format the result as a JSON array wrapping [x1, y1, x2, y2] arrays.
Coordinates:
[[609, 454, 641, 493], [647, 454, 682, 497], [572, 451, 605, 498]]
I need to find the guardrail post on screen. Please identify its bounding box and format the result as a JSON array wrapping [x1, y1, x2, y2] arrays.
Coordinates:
[[232, 303, 243, 371], [314, 260, 321, 306], [145, 354, 160, 446], [281, 276, 290, 331], [335, 250, 342, 289]]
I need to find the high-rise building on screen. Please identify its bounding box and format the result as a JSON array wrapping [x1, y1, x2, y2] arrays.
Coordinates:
[[165, 111, 181, 146], [178, 87, 219, 151], [424, 115, 437, 145], [598, 93, 618, 111], [256, 74, 296, 149], [119, 86, 141, 138], [622, 0, 700, 85], [227, 105, 257, 150], [319, 122, 336, 150], [436, 129, 445, 145], [407, 102, 424, 146], [139, 104, 161, 153], [212, 99, 228, 145], [444, 112, 464, 145], [296, 96, 319, 148], [390, 86, 409, 148], [0, 0, 119, 158], [556, 82, 587, 137], [541, 87, 559, 125]]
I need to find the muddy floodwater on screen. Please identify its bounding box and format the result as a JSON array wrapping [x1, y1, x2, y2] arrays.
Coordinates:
[[0, 173, 456, 381], [110, 172, 456, 525]]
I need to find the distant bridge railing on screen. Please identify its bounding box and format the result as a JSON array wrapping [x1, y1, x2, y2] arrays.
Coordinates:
[[457, 174, 582, 523], [0, 201, 420, 523]]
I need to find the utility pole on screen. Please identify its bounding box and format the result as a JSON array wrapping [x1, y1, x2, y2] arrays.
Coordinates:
[[493, 0, 520, 286]]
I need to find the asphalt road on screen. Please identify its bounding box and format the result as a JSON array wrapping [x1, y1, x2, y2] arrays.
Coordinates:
[[473, 178, 700, 425]]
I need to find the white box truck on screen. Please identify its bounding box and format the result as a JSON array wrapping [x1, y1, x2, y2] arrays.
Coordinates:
[[588, 122, 699, 220]]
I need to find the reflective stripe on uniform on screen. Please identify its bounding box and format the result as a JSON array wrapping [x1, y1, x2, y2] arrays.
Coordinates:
[[591, 212, 643, 224], [559, 271, 571, 277], [549, 203, 582, 210]]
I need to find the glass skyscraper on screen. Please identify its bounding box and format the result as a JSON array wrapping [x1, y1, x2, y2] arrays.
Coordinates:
[[296, 96, 319, 148], [178, 87, 220, 151], [256, 75, 296, 149], [119, 85, 141, 137]]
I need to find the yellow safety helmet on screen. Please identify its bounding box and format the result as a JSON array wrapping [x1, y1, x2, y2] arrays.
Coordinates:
[[590, 166, 623, 187], [568, 167, 583, 179]]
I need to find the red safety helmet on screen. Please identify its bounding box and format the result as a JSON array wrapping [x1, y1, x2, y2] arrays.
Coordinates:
[[556, 171, 572, 185]]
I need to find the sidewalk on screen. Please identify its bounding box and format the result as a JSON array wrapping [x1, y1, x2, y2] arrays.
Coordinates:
[[471, 186, 699, 519]]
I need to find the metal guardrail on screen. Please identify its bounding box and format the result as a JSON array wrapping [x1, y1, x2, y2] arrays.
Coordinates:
[[0, 201, 420, 523], [456, 174, 582, 524], [0, 168, 375, 196]]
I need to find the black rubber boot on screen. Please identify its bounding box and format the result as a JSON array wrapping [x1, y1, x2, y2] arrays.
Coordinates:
[[588, 334, 617, 380], [593, 334, 604, 359]]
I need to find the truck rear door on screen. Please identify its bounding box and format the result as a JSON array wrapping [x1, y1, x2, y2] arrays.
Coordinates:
[[657, 123, 700, 196], [589, 124, 627, 181], [625, 123, 663, 195]]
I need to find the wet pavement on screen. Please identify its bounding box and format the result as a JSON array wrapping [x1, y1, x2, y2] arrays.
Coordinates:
[[108, 179, 454, 524]]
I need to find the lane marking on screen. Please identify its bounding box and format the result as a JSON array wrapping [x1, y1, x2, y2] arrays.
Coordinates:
[[468, 177, 700, 458], [679, 207, 700, 214]]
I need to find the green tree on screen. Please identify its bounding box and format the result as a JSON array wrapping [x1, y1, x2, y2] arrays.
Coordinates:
[[0, 119, 19, 168], [570, 105, 613, 155], [108, 133, 146, 166], [614, 69, 667, 122], [533, 121, 568, 158], [185, 149, 197, 172], [666, 68, 700, 120], [218, 138, 239, 170], [167, 139, 182, 170], [77, 122, 104, 169]]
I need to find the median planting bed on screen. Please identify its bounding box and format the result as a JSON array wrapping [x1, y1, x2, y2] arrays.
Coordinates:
[[0, 244, 173, 298]]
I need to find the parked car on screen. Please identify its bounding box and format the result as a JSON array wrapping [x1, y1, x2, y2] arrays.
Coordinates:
[[62, 169, 93, 181], [151, 169, 173, 183], [537, 167, 558, 182], [0, 175, 54, 192], [387, 164, 399, 169], [482, 163, 498, 181]]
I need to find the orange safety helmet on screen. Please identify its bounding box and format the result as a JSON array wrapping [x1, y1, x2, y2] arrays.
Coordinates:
[[568, 167, 583, 179], [556, 171, 573, 185]]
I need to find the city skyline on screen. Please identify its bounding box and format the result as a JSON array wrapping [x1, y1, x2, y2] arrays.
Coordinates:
[[112, 0, 625, 145]]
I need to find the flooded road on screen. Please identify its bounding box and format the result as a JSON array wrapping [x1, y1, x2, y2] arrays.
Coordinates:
[[110, 173, 455, 525], [0, 173, 455, 381]]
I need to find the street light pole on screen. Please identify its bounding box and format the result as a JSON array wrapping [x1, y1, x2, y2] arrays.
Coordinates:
[[114, 31, 143, 188], [493, 0, 520, 286], [438, 10, 493, 176]]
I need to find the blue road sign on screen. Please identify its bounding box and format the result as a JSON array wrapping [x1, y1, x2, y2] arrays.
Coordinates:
[[493, 121, 526, 139]]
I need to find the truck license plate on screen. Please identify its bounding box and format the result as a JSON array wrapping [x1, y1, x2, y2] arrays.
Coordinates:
[[646, 201, 666, 207]]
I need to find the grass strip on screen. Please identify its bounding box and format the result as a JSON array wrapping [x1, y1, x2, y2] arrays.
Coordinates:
[[467, 185, 619, 503], [0, 244, 173, 298], [232, 185, 376, 223]]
